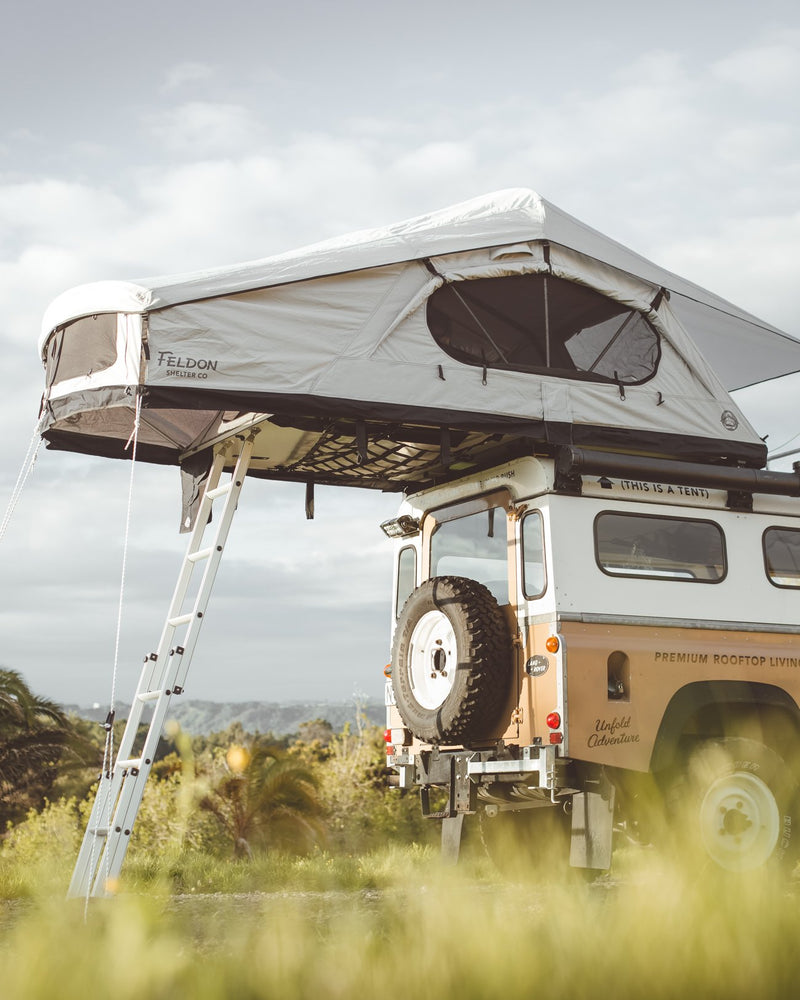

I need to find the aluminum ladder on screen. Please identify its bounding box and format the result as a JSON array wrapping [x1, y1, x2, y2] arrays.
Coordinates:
[[68, 432, 256, 898]]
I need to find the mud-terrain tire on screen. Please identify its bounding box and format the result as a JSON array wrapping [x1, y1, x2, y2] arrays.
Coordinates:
[[668, 737, 800, 875], [391, 576, 513, 745]]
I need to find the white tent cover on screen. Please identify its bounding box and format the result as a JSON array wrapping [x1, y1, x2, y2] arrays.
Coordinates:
[[38, 188, 800, 489]]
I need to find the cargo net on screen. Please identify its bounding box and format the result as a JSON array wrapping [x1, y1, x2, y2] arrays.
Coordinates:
[[265, 420, 523, 490]]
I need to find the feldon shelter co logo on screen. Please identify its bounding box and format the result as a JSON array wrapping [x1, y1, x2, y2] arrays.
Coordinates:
[[156, 350, 220, 379]]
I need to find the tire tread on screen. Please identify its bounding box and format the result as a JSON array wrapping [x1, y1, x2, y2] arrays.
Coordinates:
[[391, 576, 513, 744]]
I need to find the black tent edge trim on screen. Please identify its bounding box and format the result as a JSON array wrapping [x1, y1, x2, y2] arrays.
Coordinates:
[[42, 381, 768, 480]]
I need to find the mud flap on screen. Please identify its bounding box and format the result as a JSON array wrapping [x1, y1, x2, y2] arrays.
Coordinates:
[[569, 777, 615, 870], [441, 814, 465, 866]]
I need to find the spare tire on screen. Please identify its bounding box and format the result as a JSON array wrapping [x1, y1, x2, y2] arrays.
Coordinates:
[[391, 576, 513, 745]]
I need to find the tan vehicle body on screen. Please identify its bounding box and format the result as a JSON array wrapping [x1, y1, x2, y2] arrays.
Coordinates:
[[385, 454, 800, 872], [560, 623, 800, 772]]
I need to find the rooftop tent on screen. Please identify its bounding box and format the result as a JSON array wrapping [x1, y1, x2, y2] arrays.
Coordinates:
[[37, 189, 800, 489]]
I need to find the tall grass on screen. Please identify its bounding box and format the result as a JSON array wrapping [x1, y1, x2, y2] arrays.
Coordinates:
[[3, 792, 800, 998], [2, 842, 800, 999]]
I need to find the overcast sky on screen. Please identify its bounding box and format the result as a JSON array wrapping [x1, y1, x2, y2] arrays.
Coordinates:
[[1, 0, 799, 709]]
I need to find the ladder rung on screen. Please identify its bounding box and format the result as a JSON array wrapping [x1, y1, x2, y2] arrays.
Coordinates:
[[117, 758, 143, 769], [206, 482, 233, 500], [88, 827, 109, 838], [137, 690, 161, 703], [188, 547, 214, 563], [168, 613, 193, 626]]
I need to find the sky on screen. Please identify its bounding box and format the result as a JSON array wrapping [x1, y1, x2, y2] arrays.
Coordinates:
[[1, 0, 799, 709]]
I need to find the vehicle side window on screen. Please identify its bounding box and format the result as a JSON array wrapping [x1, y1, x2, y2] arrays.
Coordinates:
[[431, 506, 509, 605], [595, 512, 726, 582], [521, 510, 546, 598], [764, 528, 800, 588], [396, 546, 417, 617]]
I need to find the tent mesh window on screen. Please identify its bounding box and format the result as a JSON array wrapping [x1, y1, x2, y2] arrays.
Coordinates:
[[45, 314, 118, 388], [427, 274, 660, 385]]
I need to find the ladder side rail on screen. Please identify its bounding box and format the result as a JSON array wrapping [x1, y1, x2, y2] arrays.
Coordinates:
[[97, 683, 188, 889], [67, 776, 115, 897], [139, 449, 230, 694], [72, 436, 256, 897], [79, 681, 173, 899], [74, 498, 227, 897], [172, 440, 255, 692], [96, 443, 255, 891], [67, 653, 164, 897]]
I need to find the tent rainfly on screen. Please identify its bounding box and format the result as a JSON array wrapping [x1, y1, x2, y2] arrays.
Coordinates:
[[38, 189, 800, 494]]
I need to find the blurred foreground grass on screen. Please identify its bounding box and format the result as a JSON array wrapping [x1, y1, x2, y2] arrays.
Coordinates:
[[2, 840, 800, 999]]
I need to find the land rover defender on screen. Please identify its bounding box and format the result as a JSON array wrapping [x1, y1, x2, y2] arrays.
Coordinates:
[[384, 448, 800, 875]]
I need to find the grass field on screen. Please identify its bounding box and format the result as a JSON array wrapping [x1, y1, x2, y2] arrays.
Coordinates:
[[2, 841, 800, 999]]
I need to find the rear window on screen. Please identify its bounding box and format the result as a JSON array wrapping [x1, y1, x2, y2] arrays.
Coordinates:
[[431, 506, 509, 605], [427, 273, 659, 385], [764, 528, 800, 588], [595, 512, 726, 583]]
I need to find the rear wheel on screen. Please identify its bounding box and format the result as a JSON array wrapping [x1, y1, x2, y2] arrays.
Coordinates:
[[669, 738, 799, 874]]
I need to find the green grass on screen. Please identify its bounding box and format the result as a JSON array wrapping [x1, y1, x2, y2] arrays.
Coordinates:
[[2, 842, 800, 999], [123, 841, 449, 895]]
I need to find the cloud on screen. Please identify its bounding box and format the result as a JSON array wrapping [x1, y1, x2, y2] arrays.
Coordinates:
[[161, 61, 216, 91], [0, 460, 398, 704], [0, 179, 130, 254], [711, 31, 800, 97], [5, 26, 799, 291], [144, 101, 265, 157], [392, 141, 476, 180]]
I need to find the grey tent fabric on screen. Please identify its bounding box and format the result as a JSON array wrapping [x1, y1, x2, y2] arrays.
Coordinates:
[[37, 189, 800, 485]]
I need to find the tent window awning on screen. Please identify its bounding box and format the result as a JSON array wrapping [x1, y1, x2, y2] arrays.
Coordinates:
[[427, 273, 660, 385]]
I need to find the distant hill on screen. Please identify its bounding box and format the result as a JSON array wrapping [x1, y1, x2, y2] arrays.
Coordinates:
[[65, 698, 385, 736]]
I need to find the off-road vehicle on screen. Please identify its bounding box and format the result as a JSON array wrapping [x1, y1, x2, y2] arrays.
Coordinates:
[[384, 448, 800, 874]]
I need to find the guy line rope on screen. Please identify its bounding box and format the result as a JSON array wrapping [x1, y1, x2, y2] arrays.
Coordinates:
[[86, 390, 143, 915]]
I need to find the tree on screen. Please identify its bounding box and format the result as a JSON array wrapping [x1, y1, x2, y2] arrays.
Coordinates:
[[300, 722, 429, 852], [0, 668, 97, 827], [199, 737, 324, 858], [293, 718, 336, 761]]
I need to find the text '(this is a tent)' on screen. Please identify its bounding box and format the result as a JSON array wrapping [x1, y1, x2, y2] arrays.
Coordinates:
[[37, 189, 800, 494]]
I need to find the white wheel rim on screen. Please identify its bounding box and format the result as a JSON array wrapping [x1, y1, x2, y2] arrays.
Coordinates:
[[699, 771, 781, 872], [406, 610, 458, 710]]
